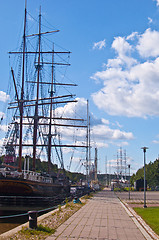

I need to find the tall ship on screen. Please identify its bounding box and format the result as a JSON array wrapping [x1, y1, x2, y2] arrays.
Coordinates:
[[0, 2, 87, 198]]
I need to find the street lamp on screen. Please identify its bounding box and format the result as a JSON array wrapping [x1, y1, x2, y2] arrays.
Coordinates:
[[141, 147, 148, 208], [128, 164, 130, 200]]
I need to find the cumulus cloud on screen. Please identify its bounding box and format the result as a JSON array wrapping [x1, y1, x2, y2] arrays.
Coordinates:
[[126, 32, 139, 41], [91, 28, 159, 118], [154, 0, 159, 6], [137, 29, 159, 57], [107, 36, 137, 68], [3, 98, 132, 162], [93, 39, 106, 50], [92, 124, 133, 140], [0, 91, 9, 102], [112, 36, 132, 55], [52, 98, 134, 148], [55, 97, 87, 120]]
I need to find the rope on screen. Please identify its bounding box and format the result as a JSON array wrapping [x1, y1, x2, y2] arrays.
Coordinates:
[[0, 212, 28, 219], [0, 204, 58, 220], [0, 195, 68, 220]]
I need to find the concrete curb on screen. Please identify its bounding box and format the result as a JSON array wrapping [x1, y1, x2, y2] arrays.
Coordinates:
[[120, 199, 159, 240]]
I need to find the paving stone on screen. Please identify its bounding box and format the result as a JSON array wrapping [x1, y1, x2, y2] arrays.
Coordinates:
[[46, 189, 149, 240], [99, 226, 109, 238], [59, 225, 75, 238]]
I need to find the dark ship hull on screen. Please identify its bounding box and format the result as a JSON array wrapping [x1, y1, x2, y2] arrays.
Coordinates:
[[0, 177, 70, 197]]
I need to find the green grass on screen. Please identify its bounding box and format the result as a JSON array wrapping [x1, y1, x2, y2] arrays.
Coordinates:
[[114, 187, 134, 192], [20, 224, 55, 237], [134, 207, 159, 235], [58, 204, 62, 212]]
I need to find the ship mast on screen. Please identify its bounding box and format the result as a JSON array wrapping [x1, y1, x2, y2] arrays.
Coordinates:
[[18, 0, 27, 172], [6, 5, 88, 174], [32, 6, 41, 171], [48, 45, 55, 173]]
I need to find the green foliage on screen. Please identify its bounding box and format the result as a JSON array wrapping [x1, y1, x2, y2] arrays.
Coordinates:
[[134, 207, 159, 235], [36, 224, 55, 234], [58, 205, 62, 212], [65, 171, 85, 183], [114, 187, 134, 192], [124, 187, 134, 191], [20, 224, 55, 236], [21, 156, 58, 173], [65, 197, 69, 208], [131, 159, 159, 187], [114, 187, 124, 192]]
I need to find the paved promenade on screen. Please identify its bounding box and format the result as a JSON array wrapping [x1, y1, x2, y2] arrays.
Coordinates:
[[46, 189, 151, 240]]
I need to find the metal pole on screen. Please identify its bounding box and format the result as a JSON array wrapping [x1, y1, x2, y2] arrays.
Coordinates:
[[95, 148, 97, 181], [128, 164, 130, 200], [141, 147, 148, 208], [105, 156, 107, 186], [86, 100, 89, 184]]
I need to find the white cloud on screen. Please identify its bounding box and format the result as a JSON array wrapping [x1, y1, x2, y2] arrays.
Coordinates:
[[107, 36, 137, 68], [92, 124, 133, 140], [0, 91, 9, 102], [1, 97, 131, 158], [52, 98, 134, 148], [91, 28, 159, 118], [154, 0, 159, 6], [55, 97, 87, 120], [137, 29, 159, 58], [93, 39, 106, 50], [116, 141, 129, 147], [152, 140, 159, 144], [0, 124, 7, 132], [115, 121, 123, 128], [112, 36, 132, 55], [93, 142, 109, 149], [148, 17, 153, 24], [101, 118, 109, 125], [126, 32, 139, 41]]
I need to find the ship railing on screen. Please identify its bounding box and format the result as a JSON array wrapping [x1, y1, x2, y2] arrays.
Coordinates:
[[0, 168, 22, 178], [0, 168, 6, 177], [22, 170, 53, 183]]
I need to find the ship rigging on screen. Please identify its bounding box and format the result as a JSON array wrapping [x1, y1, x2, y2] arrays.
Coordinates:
[[0, 1, 88, 197]]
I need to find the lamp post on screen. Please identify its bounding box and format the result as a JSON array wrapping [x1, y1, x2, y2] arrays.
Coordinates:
[[141, 147, 148, 208], [128, 164, 130, 200]]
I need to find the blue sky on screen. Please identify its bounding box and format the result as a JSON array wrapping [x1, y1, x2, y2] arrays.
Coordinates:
[[1, 0, 159, 175]]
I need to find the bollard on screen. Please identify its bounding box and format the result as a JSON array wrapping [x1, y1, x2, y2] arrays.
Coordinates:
[[28, 211, 37, 229]]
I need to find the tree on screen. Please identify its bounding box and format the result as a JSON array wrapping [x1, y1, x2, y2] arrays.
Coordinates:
[[131, 159, 159, 187]]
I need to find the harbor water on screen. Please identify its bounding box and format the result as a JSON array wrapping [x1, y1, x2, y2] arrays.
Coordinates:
[[0, 202, 58, 235]]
